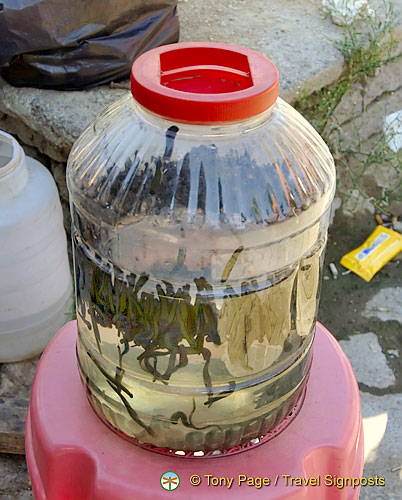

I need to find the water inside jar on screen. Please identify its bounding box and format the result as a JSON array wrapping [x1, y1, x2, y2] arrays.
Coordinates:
[[74, 232, 324, 451]]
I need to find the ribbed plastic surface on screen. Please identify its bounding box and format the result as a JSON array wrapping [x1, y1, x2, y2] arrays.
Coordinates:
[[67, 44, 335, 451]]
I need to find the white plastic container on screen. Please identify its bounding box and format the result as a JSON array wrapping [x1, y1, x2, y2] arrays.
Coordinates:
[[0, 130, 73, 362]]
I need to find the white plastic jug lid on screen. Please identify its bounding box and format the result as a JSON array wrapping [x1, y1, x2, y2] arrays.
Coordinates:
[[0, 130, 24, 178]]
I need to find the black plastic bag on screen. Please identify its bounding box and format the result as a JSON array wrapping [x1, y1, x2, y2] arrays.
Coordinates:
[[0, 0, 179, 89]]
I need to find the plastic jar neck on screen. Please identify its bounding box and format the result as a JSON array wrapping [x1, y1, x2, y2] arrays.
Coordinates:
[[0, 131, 29, 198], [133, 97, 277, 137]]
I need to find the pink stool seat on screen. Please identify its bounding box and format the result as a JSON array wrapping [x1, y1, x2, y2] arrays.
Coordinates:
[[25, 321, 364, 500]]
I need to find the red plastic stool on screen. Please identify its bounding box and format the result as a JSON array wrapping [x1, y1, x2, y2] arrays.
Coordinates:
[[25, 321, 363, 500]]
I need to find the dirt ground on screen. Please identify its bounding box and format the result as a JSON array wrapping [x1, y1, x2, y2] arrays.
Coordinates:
[[319, 212, 402, 396]]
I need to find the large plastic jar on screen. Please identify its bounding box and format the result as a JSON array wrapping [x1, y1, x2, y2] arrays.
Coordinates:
[[0, 130, 73, 362], [67, 43, 336, 452]]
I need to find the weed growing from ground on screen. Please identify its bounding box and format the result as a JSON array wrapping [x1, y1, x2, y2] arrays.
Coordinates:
[[295, 1, 402, 214]]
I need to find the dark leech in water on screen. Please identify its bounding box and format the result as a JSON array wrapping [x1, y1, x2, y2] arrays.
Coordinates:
[[164, 126, 179, 160], [87, 350, 133, 397], [220, 246, 244, 283], [79, 244, 227, 408], [106, 380, 155, 436], [149, 126, 178, 196], [170, 399, 222, 431], [204, 380, 236, 407]]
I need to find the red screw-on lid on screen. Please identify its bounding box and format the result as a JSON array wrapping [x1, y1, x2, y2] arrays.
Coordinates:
[[131, 42, 279, 124]]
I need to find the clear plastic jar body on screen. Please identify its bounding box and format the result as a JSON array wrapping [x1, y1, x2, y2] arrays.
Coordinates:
[[67, 94, 335, 451]]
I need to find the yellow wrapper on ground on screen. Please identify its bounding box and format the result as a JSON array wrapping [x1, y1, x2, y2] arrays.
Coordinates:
[[340, 226, 402, 282]]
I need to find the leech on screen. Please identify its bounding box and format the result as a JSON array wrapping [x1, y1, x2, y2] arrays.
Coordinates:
[[170, 399, 222, 431], [88, 301, 102, 353], [106, 380, 154, 436], [118, 345, 123, 368], [171, 247, 186, 274], [87, 350, 133, 397], [201, 348, 213, 405], [221, 246, 244, 283], [78, 310, 92, 331], [204, 381, 236, 407], [115, 366, 124, 385]]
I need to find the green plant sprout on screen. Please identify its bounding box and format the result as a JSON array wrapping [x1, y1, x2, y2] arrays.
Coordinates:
[[295, 1, 402, 214]]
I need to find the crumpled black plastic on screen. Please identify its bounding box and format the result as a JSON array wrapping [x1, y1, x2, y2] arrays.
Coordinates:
[[0, 0, 179, 89]]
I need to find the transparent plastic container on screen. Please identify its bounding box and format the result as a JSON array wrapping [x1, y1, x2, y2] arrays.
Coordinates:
[[67, 43, 336, 452]]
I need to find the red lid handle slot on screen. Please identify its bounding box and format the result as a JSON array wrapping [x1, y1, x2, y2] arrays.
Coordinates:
[[160, 48, 253, 94]]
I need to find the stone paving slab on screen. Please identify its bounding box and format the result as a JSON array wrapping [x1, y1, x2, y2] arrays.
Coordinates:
[[0, 358, 38, 497], [364, 288, 402, 323], [340, 332, 396, 389], [0, 83, 128, 162], [360, 393, 402, 500], [0, 454, 33, 500], [331, 85, 402, 150], [339, 332, 402, 497]]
